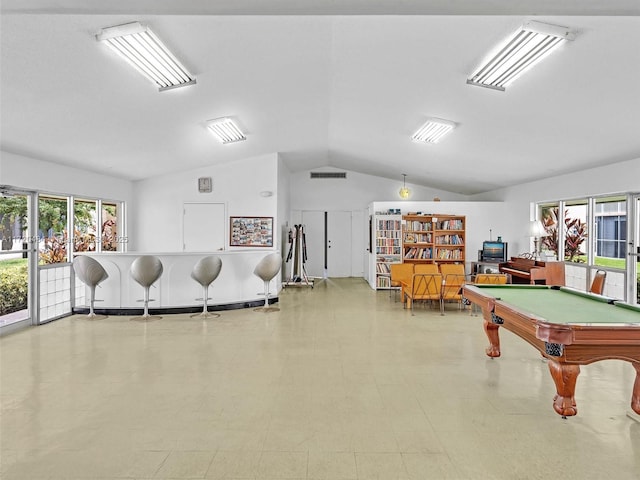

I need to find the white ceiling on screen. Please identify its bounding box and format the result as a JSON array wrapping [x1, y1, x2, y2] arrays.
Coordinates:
[[2, 1, 640, 195]]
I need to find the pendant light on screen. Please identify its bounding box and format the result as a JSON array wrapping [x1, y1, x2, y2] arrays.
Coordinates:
[[399, 174, 410, 199]]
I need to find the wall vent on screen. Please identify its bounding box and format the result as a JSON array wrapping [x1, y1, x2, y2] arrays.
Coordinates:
[[310, 172, 347, 179]]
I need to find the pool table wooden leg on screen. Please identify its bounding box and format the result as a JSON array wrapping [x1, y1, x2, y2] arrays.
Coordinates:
[[483, 318, 501, 358], [548, 360, 580, 417], [632, 362, 640, 415]]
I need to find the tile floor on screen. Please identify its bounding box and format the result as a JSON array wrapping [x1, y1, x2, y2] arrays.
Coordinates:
[[1, 277, 639, 479]]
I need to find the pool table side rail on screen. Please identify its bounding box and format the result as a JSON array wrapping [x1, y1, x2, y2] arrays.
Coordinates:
[[463, 284, 640, 364], [536, 320, 640, 345], [494, 303, 640, 364], [615, 301, 640, 313]]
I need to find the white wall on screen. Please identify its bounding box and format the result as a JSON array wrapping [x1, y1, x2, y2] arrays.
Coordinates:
[[277, 154, 292, 257], [474, 157, 640, 203], [0, 150, 133, 203], [289, 167, 469, 278], [131, 153, 279, 252], [290, 166, 468, 211], [470, 157, 640, 254], [289, 158, 639, 282]]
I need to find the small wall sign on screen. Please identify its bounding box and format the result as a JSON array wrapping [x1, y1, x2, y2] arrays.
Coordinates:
[[198, 177, 212, 193]]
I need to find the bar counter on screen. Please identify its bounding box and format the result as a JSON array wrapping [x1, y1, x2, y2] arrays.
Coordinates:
[[75, 250, 281, 313]]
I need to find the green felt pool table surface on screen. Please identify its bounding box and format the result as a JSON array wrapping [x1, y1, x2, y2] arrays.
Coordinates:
[[465, 284, 640, 326]]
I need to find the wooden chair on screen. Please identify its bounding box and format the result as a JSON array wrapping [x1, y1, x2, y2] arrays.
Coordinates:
[[474, 273, 509, 285], [415, 263, 439, 274], [410, 264, 443, 309], [390, 263, 414, 302], [439, 264, 467, 312], [589, 270, 607, 295], [469, 273, 509, 315], [404, 273, 443, 315], [439, 263, 465, 278]]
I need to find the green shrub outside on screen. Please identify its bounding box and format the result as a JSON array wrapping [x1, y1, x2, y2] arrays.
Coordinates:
[[0, 262, 28, 315]]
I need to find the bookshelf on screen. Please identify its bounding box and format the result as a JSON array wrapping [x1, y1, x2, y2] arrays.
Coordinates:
[[373, 214, 402, 289], [402, 214, 465, 265]]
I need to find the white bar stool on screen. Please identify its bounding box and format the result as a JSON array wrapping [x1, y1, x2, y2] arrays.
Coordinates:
[[190, 255, 223, 318], [130, 255, 163, 321], [73, 255, 109, 320], [253, 252, 282, 312]]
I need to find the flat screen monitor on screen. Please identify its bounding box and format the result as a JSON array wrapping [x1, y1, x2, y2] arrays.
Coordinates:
[[482, 241, 507, 262]]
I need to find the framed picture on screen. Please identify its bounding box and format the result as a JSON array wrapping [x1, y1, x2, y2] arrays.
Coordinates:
[[230, 216, 273, 247]]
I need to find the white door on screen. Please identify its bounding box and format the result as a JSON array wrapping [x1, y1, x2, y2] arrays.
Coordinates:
[[0, 190, 33, 330], [300, 211, 325, 278], [301, 210, 353, 278], [183, 203, 225, 251], [327, 211, 352, 277]]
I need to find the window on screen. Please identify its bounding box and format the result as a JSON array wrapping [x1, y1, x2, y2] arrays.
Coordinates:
[[38, 195, 68, 264], [73, 199, 97, 253], [539, 203, 560, 259], [537, 193, 638, 304], [101, 202, 119, 251], [0, 192, 30, 323], [595, 197, 626, 268], [564, 200, 588, 263], [539, 201, 588, 263]]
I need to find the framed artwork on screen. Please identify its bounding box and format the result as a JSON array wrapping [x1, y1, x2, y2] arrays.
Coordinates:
[[230, 216, 273, 247]]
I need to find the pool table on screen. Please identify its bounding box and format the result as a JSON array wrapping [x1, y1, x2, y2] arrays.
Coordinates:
[[462, 284, 640, 418]]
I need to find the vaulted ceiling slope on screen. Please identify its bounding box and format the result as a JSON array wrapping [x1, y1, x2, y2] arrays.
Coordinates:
[[1, 1, 640, 195], [4, 0, 640, 16]]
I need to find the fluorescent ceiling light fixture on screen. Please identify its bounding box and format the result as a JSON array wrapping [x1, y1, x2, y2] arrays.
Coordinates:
[[207, 118, 247, 144], [412, 118, 456, 144], [96, 22, 196, 92], [467, 21, 576, 91]]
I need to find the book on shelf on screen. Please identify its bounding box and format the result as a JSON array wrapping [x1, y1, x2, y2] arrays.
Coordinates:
[[376, 238, 400, 246], [410, 233, 432, 243], [377, 230, 401, 239], [419, 248, 433, 259], [404, 247, 432, 260], [434, 234, 463, 245], [405, 220, 432, 231], [376, 248, 400, 255], [399, 213, 465, 266], [376, 263, 392, 274], [437, 219, 464, 230], [377, 219, 401, 231], [435, 248, 463, 259]]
